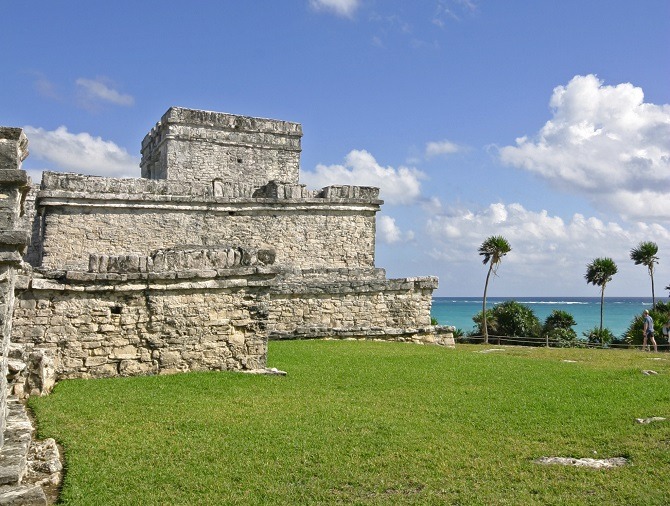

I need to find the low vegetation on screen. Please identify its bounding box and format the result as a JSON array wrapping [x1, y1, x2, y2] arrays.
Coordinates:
[[465, 300, 670, 350], [30, 341, 670, 505], [543, 310, 581, 347], [472, 300, 542, 342], [582, 326, 616, 347], [623, 301, 670, 346]]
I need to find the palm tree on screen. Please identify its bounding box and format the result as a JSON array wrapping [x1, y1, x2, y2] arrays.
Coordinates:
[[478, 236, 511, 344], [630, 241, 659, 306], [585, 257, 618, 333]]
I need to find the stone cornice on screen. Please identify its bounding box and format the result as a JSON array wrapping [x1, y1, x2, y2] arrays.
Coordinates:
[[35, 193, 382, 213], [18, 271, 437, 296]]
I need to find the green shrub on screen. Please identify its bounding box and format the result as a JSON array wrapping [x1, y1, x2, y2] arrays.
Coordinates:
[[472, 300, 541, 339], [611, 333, 633, 349], [543, 310, 576, 333], [583, 326, 615, 347], [550, 327, 586, 348], [543, 310, 580, 347]]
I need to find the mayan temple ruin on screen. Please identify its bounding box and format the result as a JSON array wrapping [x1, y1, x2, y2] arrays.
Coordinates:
[[0, 108, 453, 501]]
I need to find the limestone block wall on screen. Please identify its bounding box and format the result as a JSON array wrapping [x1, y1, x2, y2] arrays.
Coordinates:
[[10, 273, 271, 391], [268, 276, 441, 341], [0, 128, 31, 448], [140, 107, 303, 184], [31, 174, 380, 272], [0, 263, 18, 446]]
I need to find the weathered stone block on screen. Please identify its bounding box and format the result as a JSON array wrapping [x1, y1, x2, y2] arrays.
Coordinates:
[[110, 346, 138, 360], [88, 363, 118, 378], [119, 360, 153, 376], [158, 351, 181, 367], [84, 356, 107, 367]]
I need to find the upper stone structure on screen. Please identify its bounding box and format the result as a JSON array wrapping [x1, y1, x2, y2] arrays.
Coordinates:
[[0, 127, 29, 170], [140, 107, 303, 185], [0, 128, 31, 233]]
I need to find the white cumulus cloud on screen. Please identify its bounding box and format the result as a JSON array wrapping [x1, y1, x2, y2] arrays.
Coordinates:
[[425, 202, 670, 294], [309, 0, 360, 18], [300, 149, 425, 205], [377, 215, 414, 244], [378, 215, 402, 243], [23, 126, 140, 178], [76, 77, 134, 108], [499, 74, 670, 222]]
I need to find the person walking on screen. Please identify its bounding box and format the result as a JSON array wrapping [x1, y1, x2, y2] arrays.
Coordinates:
[[642, 309, 657, 352]]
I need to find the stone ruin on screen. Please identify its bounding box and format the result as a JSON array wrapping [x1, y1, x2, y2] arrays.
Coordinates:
[[0, 108, 453, 501]]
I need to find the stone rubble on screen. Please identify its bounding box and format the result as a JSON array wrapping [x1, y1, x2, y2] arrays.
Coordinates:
[[635, 417, 666, 424], [240, 367, 287, 376], [534, 456, 629, 469], [0, 399, 55, 505]]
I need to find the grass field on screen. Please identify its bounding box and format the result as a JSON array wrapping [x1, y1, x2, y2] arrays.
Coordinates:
[[29, 341, 670, 505]]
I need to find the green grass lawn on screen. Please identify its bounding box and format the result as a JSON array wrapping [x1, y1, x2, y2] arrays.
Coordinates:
[[29, 341, 670, 505]]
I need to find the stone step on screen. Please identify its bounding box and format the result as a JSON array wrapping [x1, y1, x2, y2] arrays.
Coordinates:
[[0, 398, 50, 505], [0, 399, 31, 486], [0, 484, 46, 505]]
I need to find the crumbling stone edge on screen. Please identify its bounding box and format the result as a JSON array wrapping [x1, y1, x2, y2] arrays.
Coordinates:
[[0, 398, 59, 505]]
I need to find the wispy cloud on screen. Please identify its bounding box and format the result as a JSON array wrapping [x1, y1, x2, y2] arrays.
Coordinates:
[[31, 72, 61, 100], [371, 35, 384, 48], [499, 74, 670, 222], [433, 0, 478, 26], [425, 139, 463, 158], [75, 77, 134, 109], [309, 0, 360, 18], [23, 126, 139, 178], [301, 149, 425, 205]]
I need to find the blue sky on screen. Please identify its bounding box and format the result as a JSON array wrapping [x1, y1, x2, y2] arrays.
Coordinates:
[[2, 0, 669, 297]]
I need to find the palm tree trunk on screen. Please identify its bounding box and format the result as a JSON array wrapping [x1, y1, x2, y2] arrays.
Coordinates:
[[650, 269, 655, 307], [600, 285, 605, 336], [483, 264, 493, 345]]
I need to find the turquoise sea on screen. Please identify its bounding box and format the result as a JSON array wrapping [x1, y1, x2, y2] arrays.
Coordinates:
[[431, 297, 655, 338]]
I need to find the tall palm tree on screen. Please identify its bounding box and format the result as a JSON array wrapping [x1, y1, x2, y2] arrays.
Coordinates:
[[630, 241, 659, 306], [585, 257, 618, 332], [478, 236, 511, 344]]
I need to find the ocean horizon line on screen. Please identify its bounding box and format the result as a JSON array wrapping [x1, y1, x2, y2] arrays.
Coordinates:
[[434, 296, 655, 302], [434, 296, 655, 299]]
